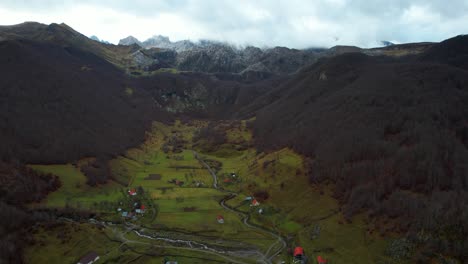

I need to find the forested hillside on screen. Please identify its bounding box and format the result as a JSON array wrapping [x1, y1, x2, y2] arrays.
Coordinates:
[[252, 37, 468, 261]]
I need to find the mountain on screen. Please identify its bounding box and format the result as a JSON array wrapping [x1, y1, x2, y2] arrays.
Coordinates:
[[90, 35, 100, 41], [142, 35, 196, 52], [118, 35, 142, 46], [118, 34, 321, 75], [420, 34, 468, 70], [0, 37, 165, 164], [381, 40, 395, 46], [0, 22, 145, 69], [118, 34, 436, 76], [89, 35, 110, 44], [249, 38, 468, 260]]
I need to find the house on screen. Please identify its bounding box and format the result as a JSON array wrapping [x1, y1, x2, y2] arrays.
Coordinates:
[[317, 256, 327, 264], [77, 251, 99, 264], [122, 212, 136, 218], [128, 189, 137, 196], [135, 209, 142, 214], [117, 208, 122, 212], [140, 205, 146, 212], [258, 208, 264, 214], [244, 196, 253, 201], [216, 215, 224, 224], [293, 247, 304, 257], [251, 199, 260, 207], [293, 247, 307, 263], [175, 180, 184, 186]]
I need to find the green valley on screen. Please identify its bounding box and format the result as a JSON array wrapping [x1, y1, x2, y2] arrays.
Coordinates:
[[24, 120, 401, 264]]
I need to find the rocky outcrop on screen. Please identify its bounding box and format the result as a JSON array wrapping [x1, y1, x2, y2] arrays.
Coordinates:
[[119, 35, 142, 46]]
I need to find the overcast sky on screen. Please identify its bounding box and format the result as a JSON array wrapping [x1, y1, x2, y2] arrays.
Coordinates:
[[0, 0, 467, 48]]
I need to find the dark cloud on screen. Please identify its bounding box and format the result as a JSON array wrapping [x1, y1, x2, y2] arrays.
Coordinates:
[[0, 0, 467, 48]]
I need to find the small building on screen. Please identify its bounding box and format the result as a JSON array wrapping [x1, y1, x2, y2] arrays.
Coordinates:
[[216, 215, 224, 224], [117, 208, 122, 212], [251, 199, 260, 207], [135, 209, 142, 214], [121, 212, 128, 217], [317, 256, 327, 264], [140, 205, 146, 212], [77, 251, 99, 264], [128, 189, 137, 196], [175, 180, 184, 186], [244, 196, 253, 201], [223, 178, 233, 183], [258, 208, 264, 214], [293, 247, 304, 257]]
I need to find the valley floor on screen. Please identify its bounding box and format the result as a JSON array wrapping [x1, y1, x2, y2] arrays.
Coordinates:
[[25, 120, 401, 264]]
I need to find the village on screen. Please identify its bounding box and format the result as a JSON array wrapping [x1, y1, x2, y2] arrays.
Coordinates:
[[26, 121, 391, 264]]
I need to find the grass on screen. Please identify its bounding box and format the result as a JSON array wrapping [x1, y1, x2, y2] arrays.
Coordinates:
[[24, 223, 122, 264], [193, 124, 395, 264], [153, 68, 180, 74], [28, 164, 121, 210], [128, 67, 181, 77], [24, 222, 238, 264], [26, 120, 401, 264]]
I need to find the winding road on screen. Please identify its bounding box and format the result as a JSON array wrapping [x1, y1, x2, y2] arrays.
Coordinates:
[[194, 151, 287, 263]]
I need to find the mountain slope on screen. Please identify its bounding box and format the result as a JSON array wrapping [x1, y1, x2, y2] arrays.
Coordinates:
[[0, 38, 164, 163], [250, 47, 468, 259], [420, 34, 468, 70], [0, 22, 142, 68]]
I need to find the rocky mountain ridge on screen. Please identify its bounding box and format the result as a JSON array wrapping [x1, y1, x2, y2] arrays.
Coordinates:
[[119, 34, 436, 76]]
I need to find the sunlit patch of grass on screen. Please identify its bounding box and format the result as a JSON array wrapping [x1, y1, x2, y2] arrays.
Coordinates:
[[28, 164, 121, 210]]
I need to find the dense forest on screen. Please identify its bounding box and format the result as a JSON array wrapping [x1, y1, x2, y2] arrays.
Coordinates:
[[253, 36, 468, 261], [0, 39, 161, 164], [0, 162, 60, 263]]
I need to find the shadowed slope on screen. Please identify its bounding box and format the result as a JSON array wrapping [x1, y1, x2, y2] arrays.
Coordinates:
[[0, 39, 164, 163]]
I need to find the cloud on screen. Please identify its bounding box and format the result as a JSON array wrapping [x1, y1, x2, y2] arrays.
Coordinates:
[[0, 0, 467, 48]]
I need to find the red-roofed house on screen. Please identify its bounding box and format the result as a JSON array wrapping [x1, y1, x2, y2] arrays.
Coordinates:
[[251, 199, 260, 207], [128, 189, 137, 196], [317, 256, 327, 264], [223, 178, 232, 183], [293, 247, 304, 257], [216, 215, 224, 224]]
